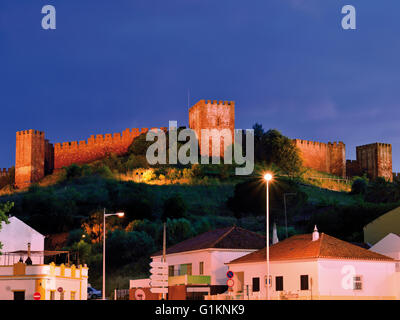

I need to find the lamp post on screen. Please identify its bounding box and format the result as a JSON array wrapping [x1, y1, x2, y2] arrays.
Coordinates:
[[264, 173, 272, 300], [103, 208, 124, 300]]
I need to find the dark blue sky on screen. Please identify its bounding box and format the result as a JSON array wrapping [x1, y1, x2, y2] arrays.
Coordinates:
[[1, 1, 400, 170]]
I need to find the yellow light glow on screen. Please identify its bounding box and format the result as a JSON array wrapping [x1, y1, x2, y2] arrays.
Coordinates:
[[117, 212, 125, 218], [264, 173, 273, 181]]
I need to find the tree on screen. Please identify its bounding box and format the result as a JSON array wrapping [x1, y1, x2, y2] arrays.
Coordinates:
[[0, 202, 14, 254], [351, 177, 368, 195], [161, 194, 187, 221], [254, 128, 302, 176]]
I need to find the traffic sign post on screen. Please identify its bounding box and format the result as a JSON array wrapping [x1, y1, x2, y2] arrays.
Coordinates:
[[149, 261, 168, 297], [227, 270, 234, 279]]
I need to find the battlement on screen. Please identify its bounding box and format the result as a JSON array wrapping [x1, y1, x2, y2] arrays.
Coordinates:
[[357, 142, 392, 149], [53, 128, 164, 151], [16, 129, 44, 137], [293, 139, 344, 148], [0, 168, 10, 177], [189, 99, 235, 111]]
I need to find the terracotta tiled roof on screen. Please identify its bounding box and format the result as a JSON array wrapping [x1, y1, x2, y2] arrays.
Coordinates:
[[229, 233, 394, 264], [152, 226, 265, 256]]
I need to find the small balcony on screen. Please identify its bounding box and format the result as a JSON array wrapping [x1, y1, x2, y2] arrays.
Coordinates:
[[168, 274, 211, 286]]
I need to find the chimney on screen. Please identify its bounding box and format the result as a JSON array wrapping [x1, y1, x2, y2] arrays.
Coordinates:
[[25, 242, 32, 265], [312, 225, 319, 241], [272, 222, 279, 244]]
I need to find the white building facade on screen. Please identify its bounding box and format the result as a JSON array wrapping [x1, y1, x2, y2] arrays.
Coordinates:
[[0, 216, 45, 265], [0, 262, 88, 300]]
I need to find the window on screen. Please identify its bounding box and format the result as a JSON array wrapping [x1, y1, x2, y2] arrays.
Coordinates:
[[180, 263, 192, 276], [168, 265, 175, 277], [275, 276, 283, 291], [199, 262, 204, 275], [300, 275, 309, 290], [71, 292, 76, 300], [50, 291, 55, 300], [353, 276, 363, 290], [60, 292, 64, 300], [13, 291, 25, 300], [396, 263, 400, 273], [252, 277, 260, 292]]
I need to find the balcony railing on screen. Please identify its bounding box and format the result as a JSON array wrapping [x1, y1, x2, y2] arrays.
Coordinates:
[[168, 275, 211, 286]]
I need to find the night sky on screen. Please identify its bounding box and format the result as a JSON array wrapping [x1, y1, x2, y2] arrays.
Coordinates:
[[1, 1, 399, 170]]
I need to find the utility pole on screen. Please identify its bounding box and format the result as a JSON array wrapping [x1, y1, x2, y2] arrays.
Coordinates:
[[162, 222, 167, 300], [283, 193, 296, 239]]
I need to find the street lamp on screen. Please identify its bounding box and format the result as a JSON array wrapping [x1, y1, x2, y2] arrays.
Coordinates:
[[103, 209, 124, 300], [263, 173, 272, 300]]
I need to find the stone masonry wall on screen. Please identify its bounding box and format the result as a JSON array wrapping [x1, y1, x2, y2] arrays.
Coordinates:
[[189, 99, 235, 157], [293, 139, 346, 177]]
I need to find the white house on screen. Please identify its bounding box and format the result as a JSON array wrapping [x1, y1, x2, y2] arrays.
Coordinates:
[[210, 228, 400, 300], [369, 233, 400, 260], [0, 261, 88, 300], [0, 216, 45, 265], [130, 226, 265, 299]]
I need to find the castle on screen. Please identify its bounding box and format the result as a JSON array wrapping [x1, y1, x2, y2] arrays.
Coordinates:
[[294, 140, 394, 181], [1, 99, 396, 188]]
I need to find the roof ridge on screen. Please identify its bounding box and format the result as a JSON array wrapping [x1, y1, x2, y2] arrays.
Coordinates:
[[209, 226, 236, 248], [234, 225, 265, 240]]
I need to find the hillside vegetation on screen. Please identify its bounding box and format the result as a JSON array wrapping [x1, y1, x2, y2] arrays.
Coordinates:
[[1, 126, 399, 297]]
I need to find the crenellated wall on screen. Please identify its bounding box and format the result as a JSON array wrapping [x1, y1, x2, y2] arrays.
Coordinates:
[[0, 168, 11, 177], [292, 139, 346, 177], [353, 143, 393, 181], [14, 127, 167, 187]]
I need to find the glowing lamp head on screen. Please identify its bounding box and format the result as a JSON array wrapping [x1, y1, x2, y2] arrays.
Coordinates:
[[264, 173, 273, 181], [117, 212, 125, 218]]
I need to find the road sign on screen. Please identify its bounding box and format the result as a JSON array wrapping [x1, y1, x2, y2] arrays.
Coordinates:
[[150, 261, 168, 268], [150, 280, 169, 287], [57, 287, 63, 293], [33, 292, 41, 300], [150, 267, 169, 276], [227, 270, 234, 279], [150, 287, 168, 294], [135, 289, 146, 300], [150, 274, 168, 281], [227, 279, 234, 287]]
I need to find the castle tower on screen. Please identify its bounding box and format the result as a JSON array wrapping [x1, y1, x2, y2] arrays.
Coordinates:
[[356, 143, 393, 181], [189, 100, 235, 157], [15, 130, 46, 188]]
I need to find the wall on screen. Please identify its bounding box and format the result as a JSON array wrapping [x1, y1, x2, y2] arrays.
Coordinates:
[[152, 248, 256, 286], [189, 100, 235, 157], [0, 263, 88, 300], [355, 143, 393, 181], [363, 206, 400, 245], [369, 233, 400, 260], [293, 139, 346, 177], [15, 130, 46, 188], [14, 127, 167, 187], [0, 217, 45, 266], [228, 259, 319, 300], [317, 259, 397, 299], [54, 128, 155, 169], [346, 160, 362, 177], [0, 169, 10, 178]]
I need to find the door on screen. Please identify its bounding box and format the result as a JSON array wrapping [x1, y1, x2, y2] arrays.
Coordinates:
[[13, 291, 25, 300]]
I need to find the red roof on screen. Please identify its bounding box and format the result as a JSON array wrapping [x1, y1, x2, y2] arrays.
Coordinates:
[[152, 226, 265, 256], [229, 233, 394, 264]]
